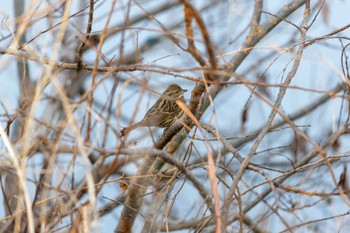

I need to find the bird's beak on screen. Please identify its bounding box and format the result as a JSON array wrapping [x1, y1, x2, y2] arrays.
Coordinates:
[[182, 89, 187, 92]]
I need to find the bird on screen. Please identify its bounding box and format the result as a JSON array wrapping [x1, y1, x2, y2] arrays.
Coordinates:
[[121, 84, 187, 136]]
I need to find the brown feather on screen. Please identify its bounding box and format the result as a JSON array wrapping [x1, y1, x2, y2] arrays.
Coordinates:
[[121, 84, 186, 136]]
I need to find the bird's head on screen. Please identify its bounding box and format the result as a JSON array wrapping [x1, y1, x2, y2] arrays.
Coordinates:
[[165, 84, 187, 99]]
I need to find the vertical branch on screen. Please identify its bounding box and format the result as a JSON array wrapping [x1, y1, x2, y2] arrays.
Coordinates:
[[184, 4, 207, 67], [85, 0, 95, 143], [181, 0, 217, 73], [250, 0, 263, 31], [76, 0, 94, 69], [0, 125, 35, 232], [182, 0, 217, 83], [117, 0, 132, 65]]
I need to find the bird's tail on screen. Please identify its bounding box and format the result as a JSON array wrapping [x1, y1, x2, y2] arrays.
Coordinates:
[[121, 121, 143, 136]]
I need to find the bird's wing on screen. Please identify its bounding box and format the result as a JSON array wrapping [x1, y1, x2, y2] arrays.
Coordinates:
[[144, 111, 172, 127]]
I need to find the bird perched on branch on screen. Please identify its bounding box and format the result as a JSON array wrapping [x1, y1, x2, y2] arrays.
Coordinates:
[[121, 84, 187, 136]]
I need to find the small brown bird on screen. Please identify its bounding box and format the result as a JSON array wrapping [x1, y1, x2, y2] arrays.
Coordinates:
[[121, 84, 187, 136]]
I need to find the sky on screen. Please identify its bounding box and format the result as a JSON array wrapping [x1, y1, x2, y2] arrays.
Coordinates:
[[1, 0, 350, 232]]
